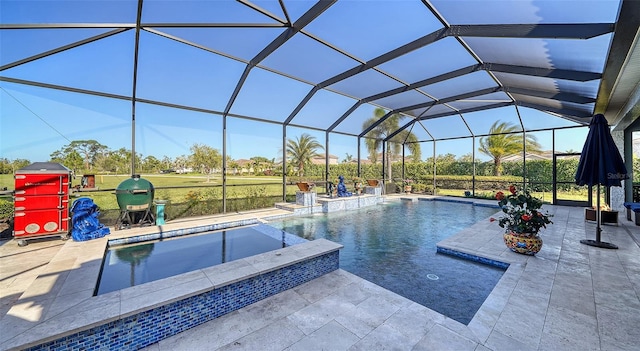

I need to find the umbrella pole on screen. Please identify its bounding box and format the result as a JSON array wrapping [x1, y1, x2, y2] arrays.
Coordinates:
[[596, 184, 602, 243], [580, 184, 618, 249]]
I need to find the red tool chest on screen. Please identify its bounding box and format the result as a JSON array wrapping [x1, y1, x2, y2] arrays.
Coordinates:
[[13, 162, 72, 246]]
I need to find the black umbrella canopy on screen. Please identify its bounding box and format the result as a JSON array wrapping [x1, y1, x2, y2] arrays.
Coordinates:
[[575, 113, 629, 250], [575, 114, 629, 187]]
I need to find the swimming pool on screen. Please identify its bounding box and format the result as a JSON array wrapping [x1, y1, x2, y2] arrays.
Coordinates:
[[96, 226, 289, 295], [267, 199, 505, 325]]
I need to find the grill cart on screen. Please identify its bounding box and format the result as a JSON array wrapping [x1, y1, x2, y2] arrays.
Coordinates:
[[13, 162, 72, 246], [114, 175, 155, 230]]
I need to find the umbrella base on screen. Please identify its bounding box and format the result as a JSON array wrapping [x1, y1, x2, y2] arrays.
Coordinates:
[[580, 239, 618, 249]]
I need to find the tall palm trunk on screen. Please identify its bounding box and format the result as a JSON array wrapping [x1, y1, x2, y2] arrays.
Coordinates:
[[494, 158, 502, 176]]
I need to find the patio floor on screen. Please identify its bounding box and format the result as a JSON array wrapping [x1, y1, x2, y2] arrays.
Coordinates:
[[1, 199, 639, 350]]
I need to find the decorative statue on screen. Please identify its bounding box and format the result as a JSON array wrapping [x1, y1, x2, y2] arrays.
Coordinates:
[[337, 175, 352, 197], [327, 181, 335, 198]]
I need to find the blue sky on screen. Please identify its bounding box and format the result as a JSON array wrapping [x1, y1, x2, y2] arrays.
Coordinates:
[[0, 0, 611, 164], [0, 81, 589, 163]]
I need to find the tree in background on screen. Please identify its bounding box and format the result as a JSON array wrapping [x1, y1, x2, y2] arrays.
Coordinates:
[[160, 156, 173, 171], [0, 158, 30, 174], [228, 160, 240, 175], [478, 121, 541, 176], [250, 156, 273, 175], [51, 140, 108, 170], [286, 133, 324, 177], [141, 155, 162, 173], [174, 155, 189, 172], [94, 148, 140, 174], [189, 143, 222, 182], [362, 108, 421, 179], [50, 150, 83, 172]]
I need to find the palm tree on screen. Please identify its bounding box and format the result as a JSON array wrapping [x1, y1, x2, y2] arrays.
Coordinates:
[[286, 133, 324, 177], [479, 121, 542, 176], [363, 108, 421, 179]]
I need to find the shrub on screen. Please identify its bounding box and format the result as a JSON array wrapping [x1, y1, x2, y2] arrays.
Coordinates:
[[412, 183, 427, 193], [0, 198, 13, 220]]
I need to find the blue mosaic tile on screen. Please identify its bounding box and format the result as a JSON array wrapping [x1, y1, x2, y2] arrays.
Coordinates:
[[473, 202, 500, 208], [263, 213, 295, 221], [417, 197, 498, 208], [436, 246, 509, 270], [417, 197, 434, 202], [25, 251, 339, 351], [434, 198, 474, 205]]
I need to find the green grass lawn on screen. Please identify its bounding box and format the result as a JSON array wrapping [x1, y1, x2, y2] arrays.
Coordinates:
[[1, 172, 595, 213], [1, 173, 304, 210]]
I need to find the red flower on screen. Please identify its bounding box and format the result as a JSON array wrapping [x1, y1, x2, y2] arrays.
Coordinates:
[[509, 185, 517, 194], [496, 191, 505, 200], [490, 218, 496, 222], [522, 214, 531, 221]]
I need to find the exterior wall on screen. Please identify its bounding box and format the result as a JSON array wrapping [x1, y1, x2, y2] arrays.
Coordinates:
[[295, 191, 317, 206], [318, 194, 383, 212], [611, 130, 625, 211]]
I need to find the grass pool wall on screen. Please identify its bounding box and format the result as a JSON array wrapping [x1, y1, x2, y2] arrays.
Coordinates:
[[24, 250, 339, 351]]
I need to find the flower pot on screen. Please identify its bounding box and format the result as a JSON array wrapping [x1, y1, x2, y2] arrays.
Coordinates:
[[503, 231, 543, 255], [296, 182, 313, 192], [404, 185, 412, 193], [366, 179, 379, 186]]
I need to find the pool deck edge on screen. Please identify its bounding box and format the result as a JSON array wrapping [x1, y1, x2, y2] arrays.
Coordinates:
[[0, 209, 340, 351]]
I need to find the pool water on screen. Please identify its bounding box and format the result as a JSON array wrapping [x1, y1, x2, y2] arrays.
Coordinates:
[[267, 200, 505, 325], [96, 226, 285, 295]]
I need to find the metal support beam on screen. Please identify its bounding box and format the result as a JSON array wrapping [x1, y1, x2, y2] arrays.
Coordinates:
[[420, 102, 513, 120], [282, 125, 287, 201], [516, 101, 592, 121], [484, 63, 601, 82], [505, 86, 596, 104], [283, 87, 319, 125], [222, 0, 335, 119], [357, 136, 361, 177], [0, 28, 130, 72], [130, 0, 144, 176], [327, 101, 364, 132], [325, 131, 330, 191], [449, 23, 614, 39], [318, 28, 448, 89], [363, 64, 481, 103], [403, 87, 501, 115], [360, 110, 396, 138]]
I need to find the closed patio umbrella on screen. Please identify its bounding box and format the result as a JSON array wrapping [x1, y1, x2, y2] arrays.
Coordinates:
[[575, 114, 629, 249]]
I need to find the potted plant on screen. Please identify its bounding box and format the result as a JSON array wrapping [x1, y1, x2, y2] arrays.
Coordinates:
[[403, 179, 413, 193], [352, 176, 363, 194], [296, 181, 315, 192], [491, 185, 553, 255]]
